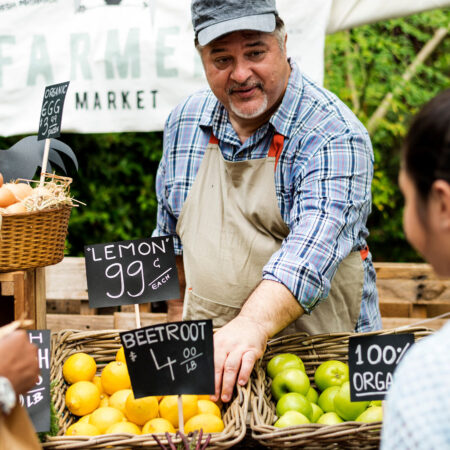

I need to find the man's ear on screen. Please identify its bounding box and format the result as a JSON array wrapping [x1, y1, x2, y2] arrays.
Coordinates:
[[431, 180, 450, 230]]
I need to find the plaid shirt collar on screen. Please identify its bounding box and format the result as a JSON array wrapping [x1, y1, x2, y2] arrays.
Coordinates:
[[198, 58, 304, 144]]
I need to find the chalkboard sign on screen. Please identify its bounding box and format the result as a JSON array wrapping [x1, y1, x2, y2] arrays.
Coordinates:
[[120, 320, 215, 397], [348, 333, 415, 401], [37, 81, 70, 141], [84, 236, 180, 308], [19, 330, 51, 433]]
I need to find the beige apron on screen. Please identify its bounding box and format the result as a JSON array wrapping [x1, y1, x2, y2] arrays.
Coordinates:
[[176, 134, 364, 335]]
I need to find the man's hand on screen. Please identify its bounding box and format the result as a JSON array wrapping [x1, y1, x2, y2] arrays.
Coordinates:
[[0, 330, 39, 395], [212, 316, 268, 402], [212, 280, 304, 403]]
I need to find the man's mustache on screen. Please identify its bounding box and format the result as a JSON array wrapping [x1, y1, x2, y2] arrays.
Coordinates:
[[227, 81, 264, 95]]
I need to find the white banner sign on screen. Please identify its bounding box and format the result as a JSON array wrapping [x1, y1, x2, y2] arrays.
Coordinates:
[[0, 0, 331, 136]]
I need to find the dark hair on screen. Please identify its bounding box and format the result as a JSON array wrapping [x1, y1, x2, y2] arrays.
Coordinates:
[[403, 89, 450, 201]]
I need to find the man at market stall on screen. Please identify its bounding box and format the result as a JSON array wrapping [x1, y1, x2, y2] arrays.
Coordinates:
[[152, 0, 381, 402]]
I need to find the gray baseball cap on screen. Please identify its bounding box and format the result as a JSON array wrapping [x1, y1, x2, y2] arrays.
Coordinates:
[[192, 0, 278, 46]]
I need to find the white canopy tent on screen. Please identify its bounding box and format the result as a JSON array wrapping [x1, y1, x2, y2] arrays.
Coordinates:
[[0, 0, 448, 136]]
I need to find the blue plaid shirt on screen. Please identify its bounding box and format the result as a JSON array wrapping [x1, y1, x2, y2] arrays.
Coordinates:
[[381, 322, 450, 449], [153, 60, 381, 332]]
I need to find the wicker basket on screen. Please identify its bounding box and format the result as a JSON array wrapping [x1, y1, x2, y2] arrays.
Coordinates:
[[43, 330, 249, 449], [0, 205, 72, 272], [250, 327, 434, 449]]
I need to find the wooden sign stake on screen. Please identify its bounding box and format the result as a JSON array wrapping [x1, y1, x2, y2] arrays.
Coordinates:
[[134, 304, 141, 329], [39, 138, 51, 186], [177, 394, 184, 433]]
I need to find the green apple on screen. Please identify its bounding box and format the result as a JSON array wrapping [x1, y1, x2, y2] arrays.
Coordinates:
[[276, 392, 313, 421], [355, 406, 383, 423], [316, 412, 344, 425], [314, 360, 349, 392], [306, 386, 319, 404], [310, 403, 324, 423], [274, 410, 310, 428], [317, 386, 340, 413], [267, 353, 305, 379], [271, 368, 310, 400], [333, 381, 369, 421], [369, 400, 382, 407]]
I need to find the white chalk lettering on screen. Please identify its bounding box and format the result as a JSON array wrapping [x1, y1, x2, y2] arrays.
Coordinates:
[[121, 332, 136, 349], [104, 244, 116, 260]]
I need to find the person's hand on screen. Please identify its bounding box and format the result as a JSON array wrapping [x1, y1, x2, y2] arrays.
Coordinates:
[[0, 330, 39, 395], [212, 315, 268, 403]]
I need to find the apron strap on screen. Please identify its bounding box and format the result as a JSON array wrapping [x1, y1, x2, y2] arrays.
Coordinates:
[[209, 133, 285, 170], [267, 133, 284, 170]]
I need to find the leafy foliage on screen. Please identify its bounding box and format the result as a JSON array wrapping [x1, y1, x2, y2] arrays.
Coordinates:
[[324, 9, 449, 261], [0, 9, 448, 261]]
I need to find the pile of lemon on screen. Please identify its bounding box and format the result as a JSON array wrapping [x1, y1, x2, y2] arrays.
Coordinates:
[[63, 347, 224, 437]]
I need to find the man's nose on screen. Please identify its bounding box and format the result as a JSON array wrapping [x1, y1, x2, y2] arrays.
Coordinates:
[[230, 58, 252, 84]]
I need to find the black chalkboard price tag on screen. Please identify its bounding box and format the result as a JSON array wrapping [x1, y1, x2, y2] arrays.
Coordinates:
[[120, 320, 215, 398], [84, 236, 179, 308], [348, 333, 415, 401], [21, 330, 51, 433], [37, 81, 70, 141]]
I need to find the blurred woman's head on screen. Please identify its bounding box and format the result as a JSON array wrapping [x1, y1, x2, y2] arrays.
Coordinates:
[[399, 89, 450, 275]]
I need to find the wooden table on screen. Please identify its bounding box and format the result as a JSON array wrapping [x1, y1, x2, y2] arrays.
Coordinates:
[[0, 268, 46, 329]]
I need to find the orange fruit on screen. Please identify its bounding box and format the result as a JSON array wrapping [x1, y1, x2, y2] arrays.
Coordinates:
[[65, 381, 100, 416], [184, 413, 224, 434], [89, 407, 124, 434], [63, 353, 97, 384], [159, 395, 198, 428], [101, 361, 131, 395], [124, 392, 159, 425], [142, 417, 175, 434]]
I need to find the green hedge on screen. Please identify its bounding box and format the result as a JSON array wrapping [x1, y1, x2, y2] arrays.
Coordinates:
[[1, 9, 448, 261]]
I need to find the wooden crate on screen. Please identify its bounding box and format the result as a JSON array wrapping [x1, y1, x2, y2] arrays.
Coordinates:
[[375, 262, 450, 330], [44, 258, 450, 331], [0, 268, 46, 329]]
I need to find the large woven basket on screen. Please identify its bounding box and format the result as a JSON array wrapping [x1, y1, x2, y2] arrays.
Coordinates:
[[0, 205, 72, 272], [43, 330, 249, 449], [250, 327, 434, 449]]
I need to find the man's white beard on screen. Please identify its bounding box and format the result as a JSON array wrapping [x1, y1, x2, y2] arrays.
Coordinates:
[[228, 93, 269, 120]]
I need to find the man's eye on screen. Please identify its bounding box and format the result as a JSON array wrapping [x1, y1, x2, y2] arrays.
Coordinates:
[[214, 57, 231, 68], [249, 50, 265, 58]]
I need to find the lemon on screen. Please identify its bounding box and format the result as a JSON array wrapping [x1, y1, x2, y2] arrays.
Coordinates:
[[197, 399, 221, 418], [115, 346, 126, 364], [184, 413, 224, 434], [142, 417, 175, 434], [99, 393, 109, 407], [101, 361, 131, 395], [124, 392, 159, 425], [92, 375, 104, 394], [65, 422, 100, 436], [105, 421, 141, 435], [159, 395, 198, 428], [78, 414, 92, 424], [109, 389, 132, 414], [197, 395, 212, 401], [65, 381, 100, 416], [63, 353, 97, 384], [89, 407, 125, 434]]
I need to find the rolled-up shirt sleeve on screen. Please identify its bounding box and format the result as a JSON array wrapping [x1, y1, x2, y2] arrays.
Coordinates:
[[151, 115, 183, 255], [263, 130, 373, 313]]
